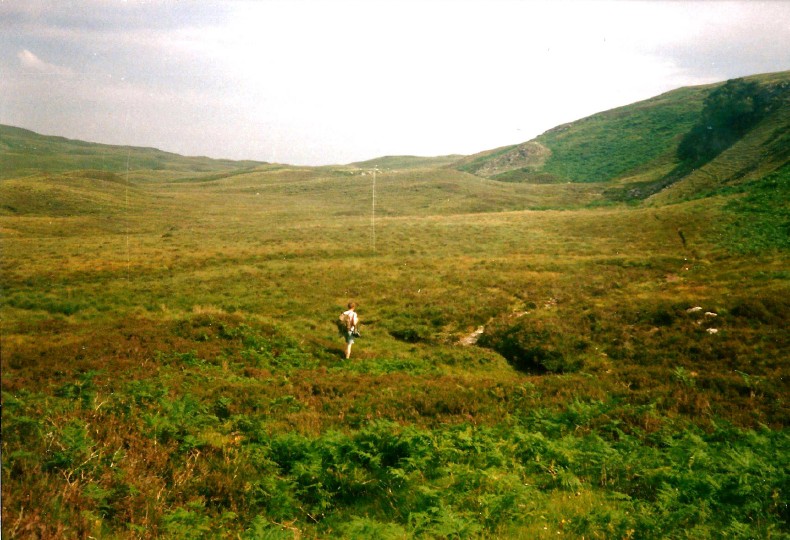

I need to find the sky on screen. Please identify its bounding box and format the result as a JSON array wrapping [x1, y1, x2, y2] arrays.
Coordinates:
[[2, 1, 789, 166]]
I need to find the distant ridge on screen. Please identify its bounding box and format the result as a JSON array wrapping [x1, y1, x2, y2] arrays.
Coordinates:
[[349, 155, 464, 170], [0, 124, 266, 179]]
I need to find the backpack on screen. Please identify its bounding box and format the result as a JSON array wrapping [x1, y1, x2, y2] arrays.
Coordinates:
[[338, 311, 354, 333]]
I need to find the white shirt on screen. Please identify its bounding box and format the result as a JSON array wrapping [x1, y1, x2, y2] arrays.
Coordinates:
[[343, 309, 358, 329]]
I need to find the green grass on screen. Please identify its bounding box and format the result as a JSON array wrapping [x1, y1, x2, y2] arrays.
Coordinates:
[[536, 86, 706, 184], [454, 84, 710, 186], [715, 163, 790, 252]]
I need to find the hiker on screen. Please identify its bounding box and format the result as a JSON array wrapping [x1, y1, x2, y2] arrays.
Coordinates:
[[340, 302, 360, 359]]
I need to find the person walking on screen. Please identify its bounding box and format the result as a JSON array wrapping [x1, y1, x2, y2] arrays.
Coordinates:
[[340, 302, 359, 359]]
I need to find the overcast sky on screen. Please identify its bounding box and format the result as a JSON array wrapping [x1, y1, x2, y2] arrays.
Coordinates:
[[2, 1, 789, 165]]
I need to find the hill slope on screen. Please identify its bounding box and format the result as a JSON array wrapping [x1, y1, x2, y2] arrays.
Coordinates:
[[459, 71, 790, 204], [649, 73, 790, 204], [457, 84, 710, 183]]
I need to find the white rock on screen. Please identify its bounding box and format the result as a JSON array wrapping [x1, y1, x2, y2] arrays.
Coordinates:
[[687, 306, 703, 313], [707, 328, 719, 334]]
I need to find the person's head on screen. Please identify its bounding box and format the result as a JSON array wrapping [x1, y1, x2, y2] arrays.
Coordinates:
[[348, 301, 357, 311]]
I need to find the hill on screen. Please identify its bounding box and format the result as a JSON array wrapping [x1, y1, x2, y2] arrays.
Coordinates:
[[0, 124, 266, 180], [458, 70, 790, 204], [457, 84, 710, 183]]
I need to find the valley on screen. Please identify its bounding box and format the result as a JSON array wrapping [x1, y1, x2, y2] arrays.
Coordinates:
[[2, 72, 788, 539]]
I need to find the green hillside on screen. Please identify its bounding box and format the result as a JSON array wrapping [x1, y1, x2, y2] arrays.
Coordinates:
[[458, 85, 709, 183], [0, 125, 265, 180], [2, 73, 789, 539], [536, 85, 707, 185], [650, 74, 790, 204], [459, 71, 790, 205]]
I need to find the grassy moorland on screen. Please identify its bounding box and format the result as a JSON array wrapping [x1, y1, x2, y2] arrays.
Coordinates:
[[2, 73, 789, 539]]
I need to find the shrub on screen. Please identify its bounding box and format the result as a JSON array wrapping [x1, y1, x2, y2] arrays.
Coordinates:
[[160, 501, 213, 539], [43, 420, 95, 473]]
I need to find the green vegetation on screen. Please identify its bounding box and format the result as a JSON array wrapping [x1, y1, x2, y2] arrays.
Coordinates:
[[536, 87, 705, 184], [0, 125, 264, 180], [2, 71, 789, 538], [456, 142, 552, 183], [456, 84, 711, 186], [460, 71, 790, 205]]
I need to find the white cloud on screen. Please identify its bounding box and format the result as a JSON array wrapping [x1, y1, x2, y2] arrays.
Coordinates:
[[17, 48, 74, 77]]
